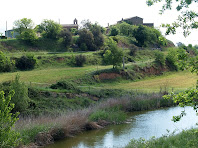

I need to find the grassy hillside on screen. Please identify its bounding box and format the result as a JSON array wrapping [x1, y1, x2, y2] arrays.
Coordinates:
[[99, 71, 198, 92], [0, 65, 110, 86]]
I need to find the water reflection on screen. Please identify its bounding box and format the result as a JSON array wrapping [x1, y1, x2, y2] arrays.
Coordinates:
[[46, 106, 198, 148]]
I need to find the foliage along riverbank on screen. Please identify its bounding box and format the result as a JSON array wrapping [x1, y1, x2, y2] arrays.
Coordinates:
[[126, 128, 198, 148], [16, 92, 174, 147]]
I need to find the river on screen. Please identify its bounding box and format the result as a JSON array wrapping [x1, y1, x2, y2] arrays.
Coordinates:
[[46, 106, 198, 148]]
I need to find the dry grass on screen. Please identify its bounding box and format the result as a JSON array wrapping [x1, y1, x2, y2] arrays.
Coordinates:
[[16, 93, 171, 147], [104, 71, 198, 92]]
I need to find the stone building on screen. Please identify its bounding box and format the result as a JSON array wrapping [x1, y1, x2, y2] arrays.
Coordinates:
[[117, 16, 154, 27], [61, 18, 78, 30]]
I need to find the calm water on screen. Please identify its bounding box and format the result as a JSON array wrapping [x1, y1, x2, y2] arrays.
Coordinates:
[[46, 106, 198, 148]]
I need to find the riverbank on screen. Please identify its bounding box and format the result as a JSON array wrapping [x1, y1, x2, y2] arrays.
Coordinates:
[[16, 93, 174, 147], [126, 128, 198, 148]]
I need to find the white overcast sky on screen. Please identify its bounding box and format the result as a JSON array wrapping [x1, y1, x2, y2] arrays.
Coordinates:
[[0, 0, 197, 45]]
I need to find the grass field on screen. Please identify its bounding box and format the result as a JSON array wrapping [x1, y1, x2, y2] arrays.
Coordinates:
[[92, 71, 198, 92], [5, 51, 97, 58], [0, 65, 110, 86]]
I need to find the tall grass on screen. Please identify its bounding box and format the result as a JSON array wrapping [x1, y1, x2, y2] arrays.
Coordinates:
[[126, 128, 198, 148], [15, 93, 174, 146]]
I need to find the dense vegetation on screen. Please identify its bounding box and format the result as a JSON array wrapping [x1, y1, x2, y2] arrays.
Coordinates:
[[1, 17, 198, 147]]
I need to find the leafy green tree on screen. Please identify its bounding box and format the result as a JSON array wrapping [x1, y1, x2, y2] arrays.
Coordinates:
[[133, 25, 163, 47], [109, 26, 119, 36], [59, 28, 72, 47], [19, 29, 38, 45], [81, 19, 92, 29], [70, 28, 78, 35], [117, 22, 137, 37], [90, 23, 104, 49], [77, 29, 95, 51], [13, 18, 37, 44], [0, 90, 20, 147], [147, 0, 198, 37], [14, 18, 34, 35], [148, 0, 198, 122], [103, 38, 123, 68], [37, 19, 62, 39], [133, 25, 149, 47]]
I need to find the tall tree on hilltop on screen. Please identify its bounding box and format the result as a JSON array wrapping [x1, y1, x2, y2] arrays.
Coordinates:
[[37, 19, 62, 40]]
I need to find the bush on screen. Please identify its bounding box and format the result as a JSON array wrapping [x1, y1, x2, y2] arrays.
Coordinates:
[[50, 80, 79, 92], [15, 54, 37, 70], [10, 75, 29, 112], [19, 29, 38, 45], [165, 48, 178, 71], [0, 76, 30, 113], [129, 44, 139, 56], [0, 90, 20, 147], [110, 26, 119, 36], [75, 54, 86, 67], [0, 51, 14, 72], [154, 51, 165, 67]]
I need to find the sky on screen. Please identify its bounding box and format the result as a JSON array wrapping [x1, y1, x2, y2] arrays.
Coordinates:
[[0, 0, 197, 46]]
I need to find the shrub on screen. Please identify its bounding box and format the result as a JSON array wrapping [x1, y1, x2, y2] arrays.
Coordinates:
[[50, 80, 79, 92], [75, 54, 86, 67], [110, 26, 119, 36], [129, 44, 139, 56], [0, 51, 14, 72], [15, 54, 37, 70], [154, 51, 165, 67], [10, 75, 29, 112], [19, 29, 38, 45], [0, 76, 30, 112], [0, 90, 21, 147], [165, 48, 178, 71]]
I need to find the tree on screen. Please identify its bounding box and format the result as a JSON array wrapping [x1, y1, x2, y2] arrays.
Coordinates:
[[19, 29, 38, 45], [117, 22, 137, 37], [13, 18, 37, 44], [37, 19, 62, 39], [133, 25, 149, 47], [147, 0, 198, 37], [0, 90, 20, 147], [147, 0, 198, 122], [90, 23, 104, 48], [78, 29, 95, 51], [81, 19, 92, 29], [109, 26, 119, 36], [103, 38, 123, 68], [59, 28, 72, 47], [14, 18, 34, 35]]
